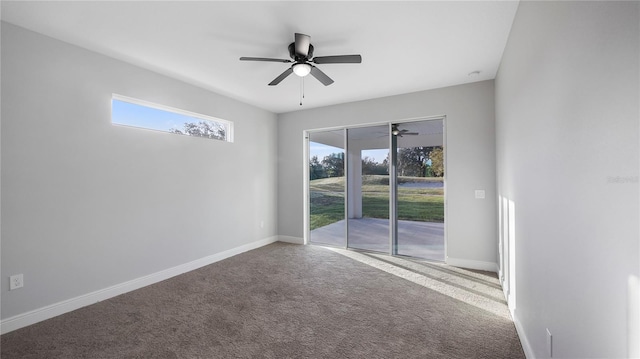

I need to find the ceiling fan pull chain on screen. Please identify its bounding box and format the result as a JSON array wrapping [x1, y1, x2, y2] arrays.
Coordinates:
[[300, 77, 304, 106]]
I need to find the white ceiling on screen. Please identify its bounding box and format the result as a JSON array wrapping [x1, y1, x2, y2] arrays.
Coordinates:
[[1, 1, 519, 114]]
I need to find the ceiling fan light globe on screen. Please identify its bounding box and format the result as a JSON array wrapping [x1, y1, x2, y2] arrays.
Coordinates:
[[293, 63, 312, 77]]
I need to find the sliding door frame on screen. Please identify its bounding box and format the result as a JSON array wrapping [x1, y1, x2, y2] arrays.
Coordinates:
[[304, 115, 447, 260], [390, 123, 398, 255]]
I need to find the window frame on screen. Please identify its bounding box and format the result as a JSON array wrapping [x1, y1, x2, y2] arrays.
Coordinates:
[[111, 94, 234, 143]]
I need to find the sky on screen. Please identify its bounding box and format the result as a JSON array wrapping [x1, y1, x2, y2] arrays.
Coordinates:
[[112, 99, 199, 133]]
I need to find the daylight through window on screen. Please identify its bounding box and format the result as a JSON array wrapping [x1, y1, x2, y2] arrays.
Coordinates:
[[111, 94, 233, 142]]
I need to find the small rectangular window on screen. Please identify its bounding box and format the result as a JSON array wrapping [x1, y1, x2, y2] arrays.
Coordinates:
[[111, 94, 233, 142]]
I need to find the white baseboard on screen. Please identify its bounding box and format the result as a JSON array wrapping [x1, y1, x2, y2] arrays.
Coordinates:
[[0, 236, 279, 335], [513, 311, 535, 359], [277, 235, 304, 244], [446, 257, 499, 273], [499, 277, 530, 358]]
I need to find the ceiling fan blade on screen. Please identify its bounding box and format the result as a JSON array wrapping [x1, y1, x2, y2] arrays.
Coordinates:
[[310, 66, 334, 86], [294, 33, 311, 58], [312, 55, 362, 64], [240, 57, 291, 63], [268, 67, 294, 86], [396, 128, 419, 136]]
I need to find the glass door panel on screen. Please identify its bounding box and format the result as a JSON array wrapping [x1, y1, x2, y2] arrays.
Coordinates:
[[309, 130, 346, 247], [395, 119, 445, 260], [347, 125, 390, 253]]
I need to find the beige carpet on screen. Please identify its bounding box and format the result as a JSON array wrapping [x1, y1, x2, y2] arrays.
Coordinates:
[[1, 242, 524, 358]]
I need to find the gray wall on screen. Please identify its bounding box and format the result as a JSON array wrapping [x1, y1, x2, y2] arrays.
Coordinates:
[[495, 2, 639, 357], [1, 23, 278, 319], [278, 80, 498, 266]]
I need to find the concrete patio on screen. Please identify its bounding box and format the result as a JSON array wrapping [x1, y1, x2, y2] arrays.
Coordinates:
[[310, 218, 444, 261]]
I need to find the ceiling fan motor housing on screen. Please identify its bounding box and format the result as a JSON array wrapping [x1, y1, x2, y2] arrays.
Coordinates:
[[288, 43, 314, 61]]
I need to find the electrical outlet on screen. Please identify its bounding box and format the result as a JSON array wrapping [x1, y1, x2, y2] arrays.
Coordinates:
[[546, 328, 553, 357], [475, 189, 486, 199], [9, 274, 24, 290]]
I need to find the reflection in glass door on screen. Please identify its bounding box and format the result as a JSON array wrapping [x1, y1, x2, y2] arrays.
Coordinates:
[[308, 130, 346, 247], [346, 125, 390, 253]]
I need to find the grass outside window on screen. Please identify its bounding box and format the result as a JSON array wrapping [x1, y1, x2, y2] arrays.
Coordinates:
[[310, 175, 444, 230]]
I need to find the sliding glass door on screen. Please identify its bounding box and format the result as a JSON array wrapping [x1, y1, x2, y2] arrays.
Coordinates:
[[307, 119, 445, 261], [346, 125, 390, 253], [308, 129, 346, 247], [394, 120, 445, 261]]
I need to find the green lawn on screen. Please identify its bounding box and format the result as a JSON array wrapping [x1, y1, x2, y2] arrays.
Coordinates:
[[309, 175, 444, 230]]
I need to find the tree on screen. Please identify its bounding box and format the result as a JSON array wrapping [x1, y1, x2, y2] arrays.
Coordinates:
[[321, 153, 344, 177], [429, 147, 444, 177], [396, 146, 444, 177], [170, 121, 226, 140], [397, 147, 432, 177], [424, 164, 435, 177], [309, 155, 325, 180], [362, 156, 388, 175]]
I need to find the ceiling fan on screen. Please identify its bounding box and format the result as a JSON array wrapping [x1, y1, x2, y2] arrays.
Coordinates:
[[240, 33, 362, 86], [392, 124, 419, 137]]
